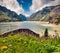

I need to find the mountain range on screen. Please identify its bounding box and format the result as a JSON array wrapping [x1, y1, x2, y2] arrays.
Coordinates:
[[0, 4, 60, 23], [28, 6, 55, 21], [0, 5, 27, 22], [28, 5, 60, 23]]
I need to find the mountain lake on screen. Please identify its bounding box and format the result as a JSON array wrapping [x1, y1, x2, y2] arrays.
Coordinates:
[[0, 21, 60, 37]]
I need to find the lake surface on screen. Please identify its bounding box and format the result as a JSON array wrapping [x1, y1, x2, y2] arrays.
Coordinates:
[[0, 21, 60, 36]]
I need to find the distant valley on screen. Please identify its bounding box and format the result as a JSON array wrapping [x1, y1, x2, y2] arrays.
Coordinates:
[[0, 5, 60, 23]]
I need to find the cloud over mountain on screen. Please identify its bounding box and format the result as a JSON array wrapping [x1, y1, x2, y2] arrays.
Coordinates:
[[30, 0, 60, 12], [0, 0, 60, 16], [0, 0, 24, 14]]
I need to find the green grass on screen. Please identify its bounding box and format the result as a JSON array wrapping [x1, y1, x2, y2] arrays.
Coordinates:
[[0, 34, 60, 53]]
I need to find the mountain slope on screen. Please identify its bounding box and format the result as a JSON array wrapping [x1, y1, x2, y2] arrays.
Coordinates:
[[41, 5, 60, 24], [28, 5, 60, 21], [28, 6, 55, 21], [0, 0, 23, 14], [0, 5, 22, 22], [19, 14, 27, 21]]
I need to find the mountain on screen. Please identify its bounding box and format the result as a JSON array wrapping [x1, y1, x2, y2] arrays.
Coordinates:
[[0, 0, 23, 14], [28, 5, 60, 21], [19, 14, 27, 21], [28, 6, 55, 21], [0, 5, 26, 22], [41, 5, 60, 24]]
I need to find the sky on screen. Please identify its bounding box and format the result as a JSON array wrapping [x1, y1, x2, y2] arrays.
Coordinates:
[[17, 0, 60, 16], [17, 0, 32, 12], [0, 0, 60, 17], [17, 0, 54, 12]]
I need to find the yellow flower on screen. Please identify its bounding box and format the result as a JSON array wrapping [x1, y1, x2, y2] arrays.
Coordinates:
[[0, 45, 8, 50]]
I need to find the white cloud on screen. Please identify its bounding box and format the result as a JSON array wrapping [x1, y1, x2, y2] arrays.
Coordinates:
[[49, 0, 60, 6], [30, 0, 42, 11], [0, 0, 24, 14], [30, 0, 60, 12], [0, 0, 60, 16]]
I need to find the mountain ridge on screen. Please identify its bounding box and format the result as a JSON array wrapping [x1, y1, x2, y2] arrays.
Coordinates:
[[28, 5, 60, 22], [0, 5, 27, 22]]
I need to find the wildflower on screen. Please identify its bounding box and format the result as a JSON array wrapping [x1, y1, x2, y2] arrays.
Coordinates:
[[0, 45, 8, 50], [8, 44, 12, 47]]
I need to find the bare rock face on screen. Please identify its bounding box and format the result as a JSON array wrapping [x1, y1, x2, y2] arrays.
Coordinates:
[[49, 6, 60, 24], [50, 6, 60, 18], [28, 5, 60, 24]]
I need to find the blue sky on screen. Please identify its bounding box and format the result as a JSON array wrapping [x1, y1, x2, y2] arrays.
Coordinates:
[[17, 0, 32, 12], [0, 0, 60, 17], [17, 0, 55, 12], [7, 0, 60, 17], [17, 0, 59, 16]]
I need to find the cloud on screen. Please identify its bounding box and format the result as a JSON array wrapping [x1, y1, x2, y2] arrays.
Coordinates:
[[0, 0, 60, 16], [0, 0, 24, 14], [30, 0, 60, 12], [49, 0, 60, 6]]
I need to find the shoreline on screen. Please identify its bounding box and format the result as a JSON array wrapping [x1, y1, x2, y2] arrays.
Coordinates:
[[0, 21, 60, 36]]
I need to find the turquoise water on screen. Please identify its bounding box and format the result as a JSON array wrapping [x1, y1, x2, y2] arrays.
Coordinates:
[[0, 21, 56, 36]]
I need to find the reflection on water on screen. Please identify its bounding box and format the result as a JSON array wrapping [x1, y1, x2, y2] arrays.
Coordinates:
[[0, 21, 60, 36]]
